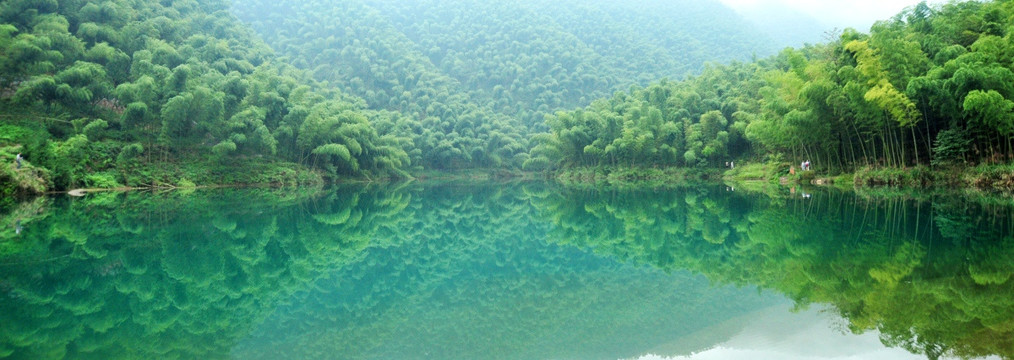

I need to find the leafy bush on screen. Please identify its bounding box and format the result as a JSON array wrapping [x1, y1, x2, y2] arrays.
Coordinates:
[[855, 166, 936, 187], [177, 178, 196, 188], [116, 143, 144, 164], [83, 119, 108, 140], [83, 172, 122, 188], [931, 128, 971, 167]]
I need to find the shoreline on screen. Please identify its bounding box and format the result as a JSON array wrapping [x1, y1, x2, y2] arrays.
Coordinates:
[[14, 162, 1014, 198], [724, 161, 1014, 192]]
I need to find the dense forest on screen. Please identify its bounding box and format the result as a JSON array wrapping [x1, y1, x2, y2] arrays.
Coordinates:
[[0, 0, 413, 194], [2, 0, 1014, 192], [0, 0, 778, 192], [228, 0, 778, 171], [528, 0, 1014, 174], [230, 0, 772, 127]]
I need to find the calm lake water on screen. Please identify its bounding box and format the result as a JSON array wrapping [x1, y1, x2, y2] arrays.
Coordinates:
[[1, 182, 1011, 359]]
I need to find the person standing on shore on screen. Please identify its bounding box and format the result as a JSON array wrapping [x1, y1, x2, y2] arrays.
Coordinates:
[[15, 153, 22, 169]]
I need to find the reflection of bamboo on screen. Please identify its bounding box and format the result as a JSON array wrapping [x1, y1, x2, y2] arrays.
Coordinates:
[[0, 254, 73, 267]]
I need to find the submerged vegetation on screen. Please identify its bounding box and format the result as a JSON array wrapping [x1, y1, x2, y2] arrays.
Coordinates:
[[2, 0, 1014, 195]]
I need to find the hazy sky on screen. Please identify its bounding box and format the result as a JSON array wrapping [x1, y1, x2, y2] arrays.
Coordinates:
[[717, 0, 938, 31]]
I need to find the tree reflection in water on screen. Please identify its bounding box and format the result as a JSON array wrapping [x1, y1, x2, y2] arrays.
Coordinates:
[[0, 183, 1011, 359], [531, 185, 1014, 360]]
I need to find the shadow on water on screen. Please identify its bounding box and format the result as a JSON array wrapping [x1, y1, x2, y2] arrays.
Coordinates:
[[0, 182, 1011, 359]]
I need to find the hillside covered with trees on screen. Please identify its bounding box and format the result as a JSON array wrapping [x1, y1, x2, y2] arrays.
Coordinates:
[[0, 0, 413, 195], [2, 0, 1014, 193], [228, 0, 779, 170], [528, 1, 1014, 179], [0, 0, 780, 194]]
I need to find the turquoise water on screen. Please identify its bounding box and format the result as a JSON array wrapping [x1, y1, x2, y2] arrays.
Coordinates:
[[0, 182, 1011, 359]]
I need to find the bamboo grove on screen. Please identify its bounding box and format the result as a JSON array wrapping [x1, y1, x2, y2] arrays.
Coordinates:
[[0, 0, 413, 191], [528, 1, 1014, 173]]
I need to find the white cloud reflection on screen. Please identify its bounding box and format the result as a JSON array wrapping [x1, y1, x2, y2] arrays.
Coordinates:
[[622, 305, 935, 360]]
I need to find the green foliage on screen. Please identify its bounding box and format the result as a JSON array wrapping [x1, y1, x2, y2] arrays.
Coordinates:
[[724, 161, 788, 182], [211, 139, 236, 159], [931, 127, 971, 166], [116, 142, 143, 164], [0, 0, 417, 188], [966, 162, 1014, 188], [855, 165, 936, 186], [0, 155, 48, 196], [534, 66, 761, 170], [312, 144, 352, 164], [963, 89, 1014, 135], [82, 171, 120, 188], [229, 0, 778, 170], [527, 0, 1014, 176], [82, 119, 107, 140], [177, 177, 196, 188]]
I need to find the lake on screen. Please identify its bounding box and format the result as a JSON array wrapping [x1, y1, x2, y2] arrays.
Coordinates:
[[0, 182, 1011, 359]]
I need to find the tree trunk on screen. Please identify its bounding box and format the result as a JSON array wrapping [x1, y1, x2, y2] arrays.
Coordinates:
[[911, 126, 920, 166]]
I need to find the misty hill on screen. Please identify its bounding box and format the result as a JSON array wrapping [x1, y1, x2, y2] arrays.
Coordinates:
[[728, 4, 830, 47], [229, 0, 780, 129]]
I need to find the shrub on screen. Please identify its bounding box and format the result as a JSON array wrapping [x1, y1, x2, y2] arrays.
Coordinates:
[[83, 172, 121, 188], [117, 143, 144, 164], [932, 128, 971, 167], [177, 178, 196, 188]]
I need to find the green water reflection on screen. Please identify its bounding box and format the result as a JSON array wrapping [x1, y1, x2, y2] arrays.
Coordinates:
[[0, 183, 1011, 359]]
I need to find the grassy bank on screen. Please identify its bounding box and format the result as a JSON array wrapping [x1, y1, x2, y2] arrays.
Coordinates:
[[410, 168, 536, 181], [113, 157, 326, 188], [0, 162, 48, 206], [553, 166, 722, 186], [725, 161, 1014, 191], [0, 156, 327, 198], [1, 146, 49, 203]]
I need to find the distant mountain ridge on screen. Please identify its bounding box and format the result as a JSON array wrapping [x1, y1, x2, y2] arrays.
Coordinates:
[[230, 0, 780, 128]]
